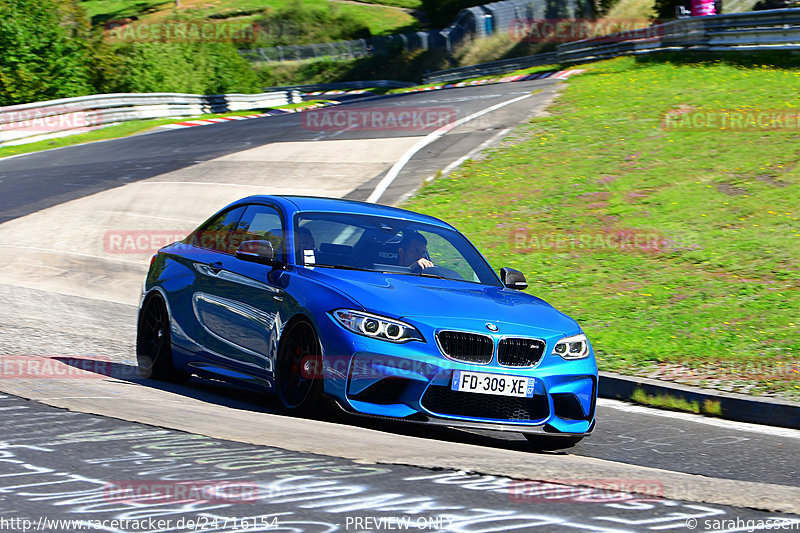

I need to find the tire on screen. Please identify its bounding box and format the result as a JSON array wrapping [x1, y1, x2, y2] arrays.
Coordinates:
[[523, 434, 584, 450], [276, 319, 323, 413], [136, 294, 189, 383]]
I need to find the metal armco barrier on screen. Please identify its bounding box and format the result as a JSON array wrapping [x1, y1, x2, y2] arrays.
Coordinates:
[[0, 90, 301, 146], [262, 80, 416, 92], [424, 8, 800, 82], [421, 52, 558, 83]]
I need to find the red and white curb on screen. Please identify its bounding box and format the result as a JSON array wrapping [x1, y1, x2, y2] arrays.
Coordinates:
[[302, 89, 373, 97], [401, 69, 586, 94], [159, 102, 340, 130]]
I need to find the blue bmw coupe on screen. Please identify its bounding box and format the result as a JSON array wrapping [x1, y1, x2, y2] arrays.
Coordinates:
[[137, 196, 597, 447]]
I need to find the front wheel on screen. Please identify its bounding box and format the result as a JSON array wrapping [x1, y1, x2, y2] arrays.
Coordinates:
[[523, 434, 584, 450], [276, 319, 323, 413], [136, 295, 189, 383]]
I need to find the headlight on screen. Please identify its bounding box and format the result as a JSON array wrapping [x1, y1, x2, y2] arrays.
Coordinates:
[[552, 333, 590, 360], [332, 310, 424, 343]]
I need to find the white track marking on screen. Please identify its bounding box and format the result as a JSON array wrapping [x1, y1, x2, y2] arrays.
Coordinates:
[[598, 398, 800, 439], [366, 93, 535, 203], [92, 211, 198, 223]]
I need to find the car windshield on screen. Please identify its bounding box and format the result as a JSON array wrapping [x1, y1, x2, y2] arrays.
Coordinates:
[[294, 212, 502, 286]]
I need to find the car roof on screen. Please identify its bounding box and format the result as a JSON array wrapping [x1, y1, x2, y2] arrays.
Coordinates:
[[236, 195, 455, 230]]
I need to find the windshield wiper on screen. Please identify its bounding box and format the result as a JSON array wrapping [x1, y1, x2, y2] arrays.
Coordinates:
[[384, 271, 449, 280], [306, 263, 372, 272], [308, 264, 452, 280]]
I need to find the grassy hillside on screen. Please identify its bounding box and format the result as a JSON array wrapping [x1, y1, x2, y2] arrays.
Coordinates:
[[83, 0, 422, 36], [405, 55, 800, 400]]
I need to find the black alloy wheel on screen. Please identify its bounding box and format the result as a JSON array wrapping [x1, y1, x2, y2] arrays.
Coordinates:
[[136, 295, 189, 383], [276, 319, 323, 413]]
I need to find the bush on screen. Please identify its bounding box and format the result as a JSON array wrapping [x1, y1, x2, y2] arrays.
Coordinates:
[[251, 0, 372, 48], [653, 0, 688, 18], [99, 41, 260, 94], [420, 0, 484, 28], [596, 0, 623, 15], [0, 0, 94, 105]]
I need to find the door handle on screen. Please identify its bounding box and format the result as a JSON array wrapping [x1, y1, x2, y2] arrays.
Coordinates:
[[208, 261, 223, 274]]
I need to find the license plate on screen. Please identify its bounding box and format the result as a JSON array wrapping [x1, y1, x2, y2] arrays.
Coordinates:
[[451, 370, 535, 398]]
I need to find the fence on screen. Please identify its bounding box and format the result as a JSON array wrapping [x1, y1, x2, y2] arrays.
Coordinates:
[[424, 7, 800, 82], [0, 91, 300, 146], [262, 80, 416, 92], [240, 0, 593, 62]]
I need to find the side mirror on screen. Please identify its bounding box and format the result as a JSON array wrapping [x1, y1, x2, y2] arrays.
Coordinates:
[[500, 267, 528, 290], [235, 240, 276, 265]]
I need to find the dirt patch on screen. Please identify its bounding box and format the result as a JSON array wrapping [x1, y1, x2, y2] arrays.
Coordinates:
[[716, 182, 748, 195], [755, 174, 790, 188]]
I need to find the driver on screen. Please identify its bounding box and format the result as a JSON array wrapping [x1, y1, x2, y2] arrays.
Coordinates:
[[397, 231, 434, 270]]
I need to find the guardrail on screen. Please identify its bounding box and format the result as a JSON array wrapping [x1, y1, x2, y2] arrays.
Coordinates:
[[0, 90, 301, 146], [422, 52, 559, 83], [424, 8, 800, 82]]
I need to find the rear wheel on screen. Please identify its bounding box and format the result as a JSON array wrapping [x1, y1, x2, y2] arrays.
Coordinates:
[[136, 295, 189, 383], [523, 434, 584, 450], [276, 319, 323, 413]]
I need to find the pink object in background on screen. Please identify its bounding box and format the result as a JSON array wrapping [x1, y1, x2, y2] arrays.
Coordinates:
[[691, 0, 716, 16]]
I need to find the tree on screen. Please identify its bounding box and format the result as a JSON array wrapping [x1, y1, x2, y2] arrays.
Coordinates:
[[420, 0, 485, 28], [0, 0, 94, 105], [653, 0, 689, 19]]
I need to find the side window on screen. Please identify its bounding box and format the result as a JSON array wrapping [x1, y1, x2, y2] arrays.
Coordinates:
[[191, 206, 246, 253], [232, 205, 284, 260]]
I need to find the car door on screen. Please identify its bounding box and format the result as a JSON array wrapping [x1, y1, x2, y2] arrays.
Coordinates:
[[166, 204, 247, 362], [193, 203, 287, 381]]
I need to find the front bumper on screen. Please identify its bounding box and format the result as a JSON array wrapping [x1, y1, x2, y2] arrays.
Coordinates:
[[317, 317, 598, 436]]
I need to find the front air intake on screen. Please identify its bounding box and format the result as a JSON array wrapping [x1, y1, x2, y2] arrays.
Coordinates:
[[436, 331, 494, 364]]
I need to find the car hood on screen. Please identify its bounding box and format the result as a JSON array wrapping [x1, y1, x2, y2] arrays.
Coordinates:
[[298, 267, 579, 335]]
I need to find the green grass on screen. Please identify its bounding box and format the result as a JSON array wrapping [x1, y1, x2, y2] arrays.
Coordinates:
[[631, 388, 700, 413], [83, 0, 420, 36], [82, 0, 172, 20], [404, 55, 800, 401], [0, 101, 331, 159], [347, 0, 421, 8], [630, 388, 723, 415]]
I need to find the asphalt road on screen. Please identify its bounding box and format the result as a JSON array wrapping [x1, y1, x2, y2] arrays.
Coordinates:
[[1, 79, 798, 524], [2, 282, 799, 495], [0, 80, 559, 222], [1, 393, 796, 533]]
